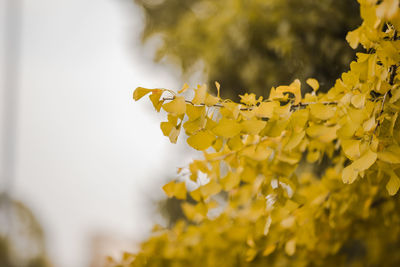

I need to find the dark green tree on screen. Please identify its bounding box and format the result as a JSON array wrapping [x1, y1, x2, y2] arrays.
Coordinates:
[[135, 0, 360, 98]]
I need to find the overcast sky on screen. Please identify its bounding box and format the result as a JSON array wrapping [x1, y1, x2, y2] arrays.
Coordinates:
[[0, 0, 197, 266]]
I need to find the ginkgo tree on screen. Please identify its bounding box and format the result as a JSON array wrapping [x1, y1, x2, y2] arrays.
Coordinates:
[[114, 0, 400, 266]]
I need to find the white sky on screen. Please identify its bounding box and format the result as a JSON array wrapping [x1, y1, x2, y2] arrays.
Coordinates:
[[0, 0, 198, 266]]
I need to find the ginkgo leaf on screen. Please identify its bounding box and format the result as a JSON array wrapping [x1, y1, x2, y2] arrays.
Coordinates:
[[341, 139, 361, 160], [241, 166, 257, 182], [204, 93, 220, 106], [239, 93, 261, 105], [186, 104, 205, 120], [386, 174, 400, 196], [212, 137, 224, 152], [192, 84, 207, 105], [227, 135, 243, 150], [346, 29, 360, 49], [162, 96, 186, 115], [173, 182, 187, 199], [352, 149, 377, 172], [183, 118, 203, 134], [149, 90, 164, 112], [212, 118, 242, 138], [351, 94, 366, 109], [241, 119, 267, 135], [160, 121, 174, 137], [220, 172, 240, 191], [342, 165, 358, 184], [178, 83, 189, 94], [187, 130, 216, 150], [363, 116, 376, 132], [133, 87, 153, 101], [162, 181, 187, 200], [306, 78, 319, 92], [376, 0, 399, 19], [215, 81, 221, 98], [254, 102, 277, 118], [285, 238, 296, 256], [168, 125, 181, 144], [306, 125, 338, 142], [262, 244, 276, 256], [378, 145, 400, 164], [162, 180, 175, 198], [310, 103, 336, 120], [200, 179, 222, 198], [284, 130, 305, 151]]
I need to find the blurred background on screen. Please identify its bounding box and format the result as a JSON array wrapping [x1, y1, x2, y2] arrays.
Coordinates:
[[0, 0, 360, 266]]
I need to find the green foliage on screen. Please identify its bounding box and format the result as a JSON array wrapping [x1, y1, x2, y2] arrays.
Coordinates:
[[135, 0, 360, 98], [115, 0, 400, 266]]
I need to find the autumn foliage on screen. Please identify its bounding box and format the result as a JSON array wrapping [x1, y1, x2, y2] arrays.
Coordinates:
[[116, 0, 400, 266]]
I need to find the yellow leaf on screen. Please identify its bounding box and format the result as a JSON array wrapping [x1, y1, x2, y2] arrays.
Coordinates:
[[241, 119, 267, 135], [241, 166, 257, 183], [212, 137, 224, 152], [274, 79, 302, 105], [192, 84, 207, 105], [212, 118, 242, 138], [190, 188, 202, 201], [160, 121, 174, 137], [149, 90, 164, 112], [376, 0, 399, 19], [204, 93, 220, 106], [133, 87, 153, 101], [241, 144, 273, 161], [187, 130, 216, 150], [215, 81, 221, 98], [378, 145, 400, 164], [309, 103, 336, 120], [341, 139, 361, 160], [346, 29, 360, 49], [342, 165, 358, 184], [162, 96, 186, 115], [254, 102, 277, 118], [178, 83, 189, 94], [227, 135, 243, 151], [386, 174, 400, 196], [351, 94, 366, 109], [168, 126, 181, 144], [221, 102, 240, 119], [183, 118, 203, 134], [352, 149, 377, 172], [306, 124, 338, 142], [363, 116, 376, 132], [280, 216, 295, 228], [289, 79, 302, 105], [285, 238, 296, 256], [284, 130, 305, 151], [162, 181, 187, 199], [262, 244, 276, 256], [306, 78, 319, 92], [174, 182, 187, 199], [245, 248, 258, 262], [239, 93, 261, 106], [162, 180, 175, 198], [186, 104, 205, 121], [200, 179, 222, 198], [220, 172, 240, 191], [290, 109, 309, 130]]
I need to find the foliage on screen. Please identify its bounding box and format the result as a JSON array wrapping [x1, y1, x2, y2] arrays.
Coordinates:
[[0, 194, 50, 267], [117, 0, 400, 266], [135, 0, 361, 98]]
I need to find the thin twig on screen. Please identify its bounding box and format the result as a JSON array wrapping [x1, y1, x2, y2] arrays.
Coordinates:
[[162, 96, 337, 111]]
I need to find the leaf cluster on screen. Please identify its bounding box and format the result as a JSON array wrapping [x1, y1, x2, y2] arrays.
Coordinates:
[[114, 1, 400, 266]]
